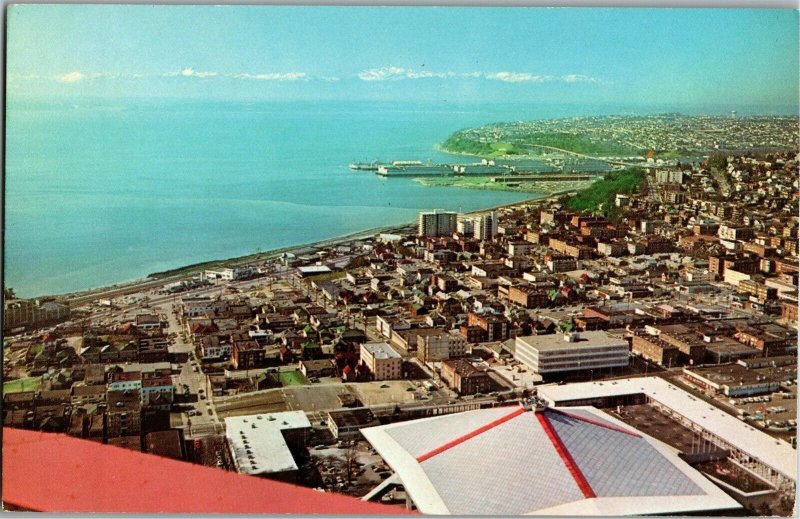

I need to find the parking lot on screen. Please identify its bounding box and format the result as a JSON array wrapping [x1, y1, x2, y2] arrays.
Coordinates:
[[352, 380, 420, 407], [214, 389, 289, 419], [284, 383, 359, 412]]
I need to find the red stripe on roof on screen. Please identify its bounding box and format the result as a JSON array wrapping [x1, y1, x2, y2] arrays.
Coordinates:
[[548, 408, 642, 438], [2, 427, 415, 514], [536, 412, 596, 499], [416, 406, 527, 463]]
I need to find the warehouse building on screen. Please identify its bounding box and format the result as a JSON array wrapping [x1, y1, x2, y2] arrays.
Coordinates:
[[225, 411, 311, 482]]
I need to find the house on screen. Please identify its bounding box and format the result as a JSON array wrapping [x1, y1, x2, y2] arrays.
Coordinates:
[[138, 338, 169, 363], [141, 376, 174, 409], [135, 314, 162, 331], [232, 340, 265, 370], [145, 430, 184, 460], [299, 359, 336, 379]]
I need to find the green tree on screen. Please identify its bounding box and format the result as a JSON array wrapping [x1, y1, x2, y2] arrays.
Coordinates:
[[708, 152, 728, 171], [3, 287, 16, 301]]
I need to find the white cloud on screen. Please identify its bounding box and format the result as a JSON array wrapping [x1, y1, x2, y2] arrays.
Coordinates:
[[358, 66, 477, 81], [320, 76, 341, 82], [53, 71, 106, 83], [562, 74, 598, 83], [55, 71, 87, 83], [358, 66, 407, 81], [232, 72, 308, 81], [358, 68, 598, 84], [485, 72, 553, 83], [179, 68, 217, 78], [8, 73, 42, 81]]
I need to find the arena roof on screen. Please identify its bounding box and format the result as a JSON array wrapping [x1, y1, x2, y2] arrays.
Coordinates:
[[538, 377, 797, 482], [361, 405, 740, 515]]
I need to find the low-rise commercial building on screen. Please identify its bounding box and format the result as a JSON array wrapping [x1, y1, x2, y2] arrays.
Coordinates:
[[327, 408, 380, 440], [225, 411, 311, 482], [440, 359, 493, 395], [514, 331, 629, 377]]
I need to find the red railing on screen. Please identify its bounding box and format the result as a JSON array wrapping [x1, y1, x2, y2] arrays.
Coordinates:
[[2, 427, 415, 514]]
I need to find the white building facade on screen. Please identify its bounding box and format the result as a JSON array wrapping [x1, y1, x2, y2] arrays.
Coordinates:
[[514, 331, 630, 375]]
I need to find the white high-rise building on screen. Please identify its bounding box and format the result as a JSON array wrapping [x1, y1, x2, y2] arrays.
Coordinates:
[[418, 210, 457, 237], [456, 215, 475, 236], [475, 211, 498, 241]]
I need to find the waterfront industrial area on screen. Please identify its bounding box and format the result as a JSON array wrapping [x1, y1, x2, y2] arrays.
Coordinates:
[[3, 114, 799, 515]]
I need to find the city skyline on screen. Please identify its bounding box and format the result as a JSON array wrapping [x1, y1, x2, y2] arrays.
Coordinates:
[[7, 6, 800, 108]]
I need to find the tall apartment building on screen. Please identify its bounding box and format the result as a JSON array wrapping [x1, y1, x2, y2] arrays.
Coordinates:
[[467, 312, 509, 342], [455, 211, 497, 240], [106, 389, 142, 439], [719, 225, 755, 242], [417, 331, 467, 363], [475, 211, 498, 241], [418, 211, 457, 237], [360, 342, 403, 380], [514, 331, 629, 377]]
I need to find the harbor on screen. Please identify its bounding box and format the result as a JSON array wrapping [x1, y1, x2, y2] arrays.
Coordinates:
[[350, 157, 616, 178]]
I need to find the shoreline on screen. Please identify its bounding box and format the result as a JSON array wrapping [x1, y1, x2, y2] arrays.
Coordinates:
[[49, 194, 553, 306]]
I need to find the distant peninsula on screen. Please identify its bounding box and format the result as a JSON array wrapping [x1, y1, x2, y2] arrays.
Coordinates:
[[439, 114, 799, 160]]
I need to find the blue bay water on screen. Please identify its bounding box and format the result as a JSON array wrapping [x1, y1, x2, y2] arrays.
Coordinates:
[[7, 99, 787, 298], [6, 100, 543, 297]]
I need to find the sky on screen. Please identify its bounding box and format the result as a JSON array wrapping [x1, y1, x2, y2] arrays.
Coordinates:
[[6, 6, 800, 109]]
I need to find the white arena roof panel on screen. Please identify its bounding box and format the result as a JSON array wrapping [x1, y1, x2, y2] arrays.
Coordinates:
[[362, 405, 741, 516], [422, 411, 583, 515], [547, 410, 704, 498], [384, 405, 515, 459]]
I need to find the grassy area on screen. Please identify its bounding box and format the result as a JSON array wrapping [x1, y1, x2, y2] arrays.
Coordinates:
[[442, 129, 643, 158], [273, 370, 309, 386], [522, 132, 641, 156], [655, 149, 681, 159], [564, 167, 645, 218], [3, 377, 42, 394], [488, 141, 521, 156], [440, 133, 495, 156]]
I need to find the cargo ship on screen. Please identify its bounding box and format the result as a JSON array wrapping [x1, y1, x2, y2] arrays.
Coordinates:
[[376, 161, 454, 176], [348, 161, 386, 171]]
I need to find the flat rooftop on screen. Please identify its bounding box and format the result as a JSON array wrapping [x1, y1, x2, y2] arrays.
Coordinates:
[[225, 411, 311, 476], [685, 363, 797, 387], [516, 331, 628, 352], [361, 342, 400, 360]]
